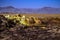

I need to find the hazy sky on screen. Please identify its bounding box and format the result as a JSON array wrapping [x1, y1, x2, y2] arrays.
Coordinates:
[[0, 0, 60, 8]]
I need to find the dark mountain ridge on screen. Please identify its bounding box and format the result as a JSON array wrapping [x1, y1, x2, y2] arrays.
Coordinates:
[[0, 6, 60, 14]]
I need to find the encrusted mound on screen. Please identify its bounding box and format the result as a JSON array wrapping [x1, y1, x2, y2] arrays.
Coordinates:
[[0, 14, 60, 40]]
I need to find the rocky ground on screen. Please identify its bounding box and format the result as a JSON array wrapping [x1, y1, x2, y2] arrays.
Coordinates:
[[0, 15, 60, 40], [0, 25, 60, 40]]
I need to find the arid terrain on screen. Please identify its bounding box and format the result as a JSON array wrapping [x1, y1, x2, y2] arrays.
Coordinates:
[[0, 0, 60, 40], [0, 14, 60, 40], [1, 13, 60, 17]]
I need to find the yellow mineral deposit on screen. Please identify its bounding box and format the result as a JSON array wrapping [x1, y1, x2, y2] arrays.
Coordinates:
[[4, 14, 42, 26], [5, 15, 10, 18], [20, 15, 27, 25]]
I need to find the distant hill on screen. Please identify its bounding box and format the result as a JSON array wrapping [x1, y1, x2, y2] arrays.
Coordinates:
[[0, 6, 60, 14]]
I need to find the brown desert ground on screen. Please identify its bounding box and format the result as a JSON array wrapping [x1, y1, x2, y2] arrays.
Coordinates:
[[0, 13, 60, 40]]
